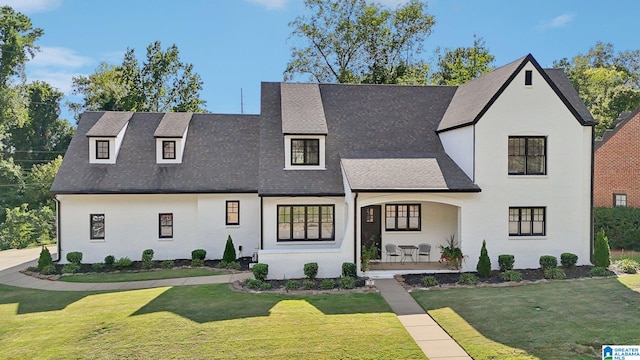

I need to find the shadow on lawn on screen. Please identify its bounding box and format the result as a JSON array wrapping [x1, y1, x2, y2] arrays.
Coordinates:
[[132, 284, 391, 323], [0, 284, 95, 314]]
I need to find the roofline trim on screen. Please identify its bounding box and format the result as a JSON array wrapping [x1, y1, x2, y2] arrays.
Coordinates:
[[351, 188, 481, 193], [51, 190, 259, 195], [595, 105, 640, 150], [258, 192, 345, 197]]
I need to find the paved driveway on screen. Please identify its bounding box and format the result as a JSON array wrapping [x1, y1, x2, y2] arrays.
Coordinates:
[[0, 246, 58, 271]]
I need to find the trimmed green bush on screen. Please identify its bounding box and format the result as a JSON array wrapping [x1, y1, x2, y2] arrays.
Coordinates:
[[560, 252, 578, 267], [544, 268, 567, 280], [113, 257, 133, 269], [104, 255, 115, 266], [91, 263, 105, 271], [501, 270, 522, 282], [218, 260, 241, 270], [339, 276, 355, 289], [142, 249, 154, 262], [321, 278, 335, 290], [616, 259, 639, 274], [593, 206, 640, 250], [458, 273, 478, 285], [285, 280, 300, 291], [539, 255, 557, 270], [590, 266, 609, 277], [304, 262, 318, 280], [259, 282, 271, 291], [222, 235, 237, 263], [37, 246, 53, 271], [246, 279, 262, 289], [498, 254, 515, 271], [161, 260, 174, 269], [191, 249, 206, 260], [62, 263, 81, 274], [593, 229, 611, 268], [191, 258, 204, 267], [66, 251, 83, 264], [421, 276, 438, 287], [476, 240, 491, 277], [252, 263, 268, 281], [342, 262, 357, 278], [40, 264, 56, 275], [303, 280, 315, 290]]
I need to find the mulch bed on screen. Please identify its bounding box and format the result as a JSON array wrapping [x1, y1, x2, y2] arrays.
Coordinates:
[[53, 256, 254, 273]]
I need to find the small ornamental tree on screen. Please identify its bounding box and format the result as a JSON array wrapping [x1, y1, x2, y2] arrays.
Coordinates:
[[37, 246, 53, 271], [476, 240, 491, 277], [222, 235, 237, 263], [593, 229, 611, 268]]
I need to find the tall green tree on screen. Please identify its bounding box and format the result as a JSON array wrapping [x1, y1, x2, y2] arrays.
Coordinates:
[[554, 42, 640, 136], [284, 0, 435, 84], [24, 156, 62, 209], [431, 35, 495, 85], [0, 158, 24, 221], [70, 41, 206, 117]]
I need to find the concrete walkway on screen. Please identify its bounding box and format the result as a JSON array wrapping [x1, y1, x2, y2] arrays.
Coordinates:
[[375, 279, 472, 360], [0, 248, 471, 359]]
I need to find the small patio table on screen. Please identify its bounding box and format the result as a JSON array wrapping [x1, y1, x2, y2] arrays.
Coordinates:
[[398, 245, 418, 264]]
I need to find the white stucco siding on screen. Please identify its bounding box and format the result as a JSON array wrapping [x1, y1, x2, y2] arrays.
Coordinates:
[[462, 63, 593, 270], [439, 125, 474, 180], [57, 193, 260, 264]]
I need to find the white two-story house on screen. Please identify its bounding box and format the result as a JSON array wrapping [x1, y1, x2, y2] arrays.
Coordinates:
[[51, 54, 595, 279]]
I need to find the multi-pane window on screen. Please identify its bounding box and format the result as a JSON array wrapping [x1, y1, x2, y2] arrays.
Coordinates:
[[90, 214, 105, 239], [508, 137, 546, 175], [159, 213, 173, 238], [614, 194, 627, 207], [277, 205, 334, 241], [162, 140, 176, 159], [509, 207, 545, 236], [365, 208, 374, 223], [96, 140, 110, 159], [291, 139, 319, 165], [226, 200, 240, 225], [385, 204, 421, 231]]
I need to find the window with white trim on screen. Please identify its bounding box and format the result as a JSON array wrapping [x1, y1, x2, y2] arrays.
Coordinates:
[[509, 207, 545, 236], [385, 204, 421, 231], [277, 205, 334, 241], [291, 139, 319, 165]]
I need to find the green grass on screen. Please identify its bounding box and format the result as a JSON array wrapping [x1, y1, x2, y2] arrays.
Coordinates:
[[611, 249, 640, 263], [59, 268, 226, 283], [0, 283, 425, 359], [412, 275, 640, 359]]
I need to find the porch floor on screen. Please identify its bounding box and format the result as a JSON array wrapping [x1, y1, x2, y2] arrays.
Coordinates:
[[367, 260, 448, 271]]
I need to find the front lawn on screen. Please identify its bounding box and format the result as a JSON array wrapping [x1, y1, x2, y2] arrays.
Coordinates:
[[412, 275, 640, 359], [0, 283, 425, 359], [58, 268, 226, 283]]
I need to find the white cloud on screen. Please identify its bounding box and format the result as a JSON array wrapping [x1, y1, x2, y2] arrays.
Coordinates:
[[29, 47, 94, 69], [246, 0, 288, 10], [537, 14, 575, 30], [0, 0, 62, 13], [28, 69, 85, 93]]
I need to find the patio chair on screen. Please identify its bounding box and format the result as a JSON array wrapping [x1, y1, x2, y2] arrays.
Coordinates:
[[384, 244, 401, 263], [418, 243, 431, 262]]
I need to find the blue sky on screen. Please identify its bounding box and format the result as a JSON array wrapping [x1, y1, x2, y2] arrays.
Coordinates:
[[3, 0, 640, 121]]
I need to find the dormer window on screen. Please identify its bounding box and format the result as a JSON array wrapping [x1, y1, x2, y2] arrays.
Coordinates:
[[162, 140, 176, 160], [292, 139, 319, 165], [96, 140, 110, 159]]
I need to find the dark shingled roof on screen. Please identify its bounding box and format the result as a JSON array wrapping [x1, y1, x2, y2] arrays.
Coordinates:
[[280, 83, 328, 134], [85, 112, 133, 137], [595, 106, 640, 151], [154, 112, 192, 137]]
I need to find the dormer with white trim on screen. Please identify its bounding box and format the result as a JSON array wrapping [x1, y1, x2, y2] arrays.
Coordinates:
[[281, 83, 328, 170], [87, 112, 133, 164], [154, 112, 192, 164]]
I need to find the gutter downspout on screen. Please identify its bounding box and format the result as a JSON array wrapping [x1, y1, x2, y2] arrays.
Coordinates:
[[590, 126, 595, 261], [54, 195, 61, 262], [260, 196, 264, 251], [353, 192, 358, 268]]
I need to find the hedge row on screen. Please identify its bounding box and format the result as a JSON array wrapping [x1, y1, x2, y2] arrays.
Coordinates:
[[593, 207, 640, 250]]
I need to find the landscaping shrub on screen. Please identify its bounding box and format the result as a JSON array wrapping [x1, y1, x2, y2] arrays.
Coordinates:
[[476, 240, 491, 277], [339, 276, 355, 289], [594, 206, 640, 250], [421, 275, 438, 287], [458, 273, 478, 285], [498, 254, 515, 271], [246, 279, 262, 289], [40, 264, 56, 275], [342, 262, 357, 278], [560, 252, 578, 267], [539, 255, 557, 270], [91, 263, 105, 271], [104, 255, 115, 266], [37, 246, 53, 271], [218, 260, 241, 270], [222, 236, 236, 263], [616, 259, 639, 274], [590, 266, 609, 277], [285, 280, 300, 291], [501, 270, 522, 282], [191, 258, 205, 267], [161, 260, 174, 269], [321, 278, 335, 290], [259, 282, 271, 291], [544, 268, 566, 280], [191, 249, 206, 260], [26, 266, 39, 272], [62, 263, 81, 274], [303, 280, 314, 290], [113, 257, 133, 269], [142, 249, 154, 262], [252, 263, 268, 281], [66, 251, 83, 264], [593, 229, 611, 268], [303, 262, 318, 280]]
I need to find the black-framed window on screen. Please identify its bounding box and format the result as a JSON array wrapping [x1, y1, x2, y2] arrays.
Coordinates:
[[96, 140, 110, 159], [162, 140, 176, 159], [385, 204, 421, 231], [614, 194, 627, 207], [159, 213, 173, 238], [226, 200, 240, 225], [277, 205, 334, 241], [291, 139, 319, 165], [509, 207, 545, 236], [525, 70, 533, 86], [90, 214, 105, 239], [508, 136, 546, 175], [365, 207, 374, 223]]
